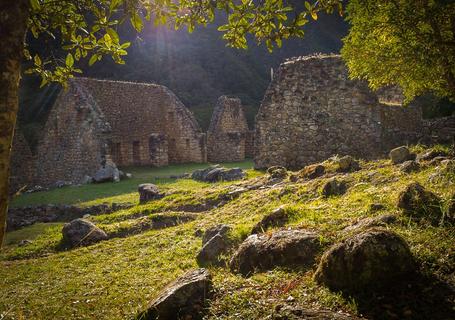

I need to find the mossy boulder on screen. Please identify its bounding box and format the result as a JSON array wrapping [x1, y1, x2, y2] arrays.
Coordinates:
[[389, 146, 416, 164], [335, 155, 360, 173], [230, 230, 321, 276], [267, 166, 288, 180], [397, 182, 443, 223], [321, 178, 347, 197], [300, 164, 326, 180], [62, 219, 108, 248], [314, 229, 414, 294]]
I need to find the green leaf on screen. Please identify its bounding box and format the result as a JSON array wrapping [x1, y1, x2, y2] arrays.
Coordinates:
[[39, 77, 48, 88], [107, 28, 120, 43], [89, 54, 99, 66], [130, 12, 143, 32], [65, 53, 74, 67], [311, 11, 318, 20], [34, 55, 42, 66], [30, 0, 40, 10], [120, 42, 131, 49], [103, 33, 112, 46]]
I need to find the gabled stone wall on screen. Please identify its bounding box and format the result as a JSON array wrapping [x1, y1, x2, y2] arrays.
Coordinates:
[[254, 55, 423, 169], [35, 79, 112, 186], [9, 130, 35, 193], [207, 96, 250, 162], [75, 78, 206, 167]]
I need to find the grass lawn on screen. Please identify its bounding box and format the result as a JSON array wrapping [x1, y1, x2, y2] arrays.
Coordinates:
[[10, 160, 255, 208], [1, 149, 454, 319]]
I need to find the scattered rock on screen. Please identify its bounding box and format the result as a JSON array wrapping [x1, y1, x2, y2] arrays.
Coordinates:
[[202, 224, 231, 245], [18, 239, 33, 247], [230, 230, 321, 276], [321, 178, 347, 197], [81, 175, 93, 184], [138, 184, 164, 204], [192, 166, 245, 182], [61, 218, 108, 248], [251, 207, 289, 234], [93, 162, 120, 183], [335, 156, 360, 173], [343, 214, 397, 233], [369, 203, 385, 212], [301, 164, 325, 179], [267, 166, 288, 180], [397, 182, 443, 223], [197, 234, 230, 266], [400, 160, 420, 173], [314, 229, 414, 294], [417, 149, 448, 162], [53, 180, 72, 188], [428, 156, 450, 166], [126, 173, 133, 179], [25, 185, 47, 193], [137, 268, 213, 320], [389, 146, 416, 164], [273, 305, 362, 320]]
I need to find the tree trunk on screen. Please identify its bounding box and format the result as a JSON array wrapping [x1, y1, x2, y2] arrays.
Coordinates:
[[0, 0, 29, 248]]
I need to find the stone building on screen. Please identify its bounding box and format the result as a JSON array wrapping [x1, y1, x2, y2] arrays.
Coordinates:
[[207, 96, 254, 162], [254, 55, 424, 169], [9, 130, 35, 193], [35, 78, 206, 186]]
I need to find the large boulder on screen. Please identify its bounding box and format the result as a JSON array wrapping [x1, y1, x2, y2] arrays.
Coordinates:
[[251, 206, 289, 234], [321, 178, 347, 197], [138, 184, 164, 204], [389, 146, 416, 164], [138, 268, 213, 320], [62, 218, 108, 248], [93, 162, 120, 183], [397, 182, 443, 223], [314, 229, 414, 294], [230, 230, 321, 276]]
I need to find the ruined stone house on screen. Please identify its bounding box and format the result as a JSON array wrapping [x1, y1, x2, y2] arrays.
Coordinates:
[[33, 78, 206, 186], [254, 54, 426, 169], [207, 96, 254, 162]]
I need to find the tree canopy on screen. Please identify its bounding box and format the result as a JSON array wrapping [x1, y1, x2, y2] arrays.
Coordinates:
[[342, 0, 455, 102]]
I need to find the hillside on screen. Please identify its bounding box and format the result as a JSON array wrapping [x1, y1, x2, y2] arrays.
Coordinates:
[[1, 145, 454, 319]]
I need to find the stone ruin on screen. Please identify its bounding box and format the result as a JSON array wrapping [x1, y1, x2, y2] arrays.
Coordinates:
[[254, 54, 452, 169], [207, 96, 254, 162]]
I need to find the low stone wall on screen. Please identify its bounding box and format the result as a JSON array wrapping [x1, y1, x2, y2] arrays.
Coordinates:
[[7, 203, 133, 231]]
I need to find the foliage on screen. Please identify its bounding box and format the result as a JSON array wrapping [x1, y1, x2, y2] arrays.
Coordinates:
[[341, 0, 455, 102], [24, 0, 343, 87]]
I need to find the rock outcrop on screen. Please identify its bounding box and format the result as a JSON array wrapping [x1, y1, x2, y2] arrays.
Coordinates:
[[230, 230, 321, 276], [138, 184, 164, 204], [138, 268, 213, 320], [314, 229, 414, 293]]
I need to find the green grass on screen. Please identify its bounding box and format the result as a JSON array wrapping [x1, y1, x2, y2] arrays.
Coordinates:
[[1, 151, 454, 319], [10, 160, 255, 207]]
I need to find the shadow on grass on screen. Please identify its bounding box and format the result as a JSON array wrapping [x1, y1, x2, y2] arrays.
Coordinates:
[[348, 272, 454, 320]]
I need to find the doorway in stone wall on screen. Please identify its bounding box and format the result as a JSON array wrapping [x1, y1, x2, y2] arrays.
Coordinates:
[[132, 140, 141, 165]]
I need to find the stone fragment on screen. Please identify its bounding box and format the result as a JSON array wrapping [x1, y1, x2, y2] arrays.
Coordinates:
[[62, 218, 108, 248], [321, 178, 347, 197], [191, 166, 245, 182], [267, 166, 288, 179], [343, 214, 397, 233], [335, 156, 360, 173], [196, 234, 229, 266], [428, 156, 450, 166], [314, 229, 415, 294], [417, 149, 448, 162], [202, 224, 231, 245], [93, 163, 120, 183], [137, 268, 213, 320], [389, 146, 416, 164], [138, 184, 164, 204], [230, 230, 321, 276], [301, 164, 325, 179], [251, 207, 289, 234], [400, 160, 420, 173], [397, 182, 443, 223]]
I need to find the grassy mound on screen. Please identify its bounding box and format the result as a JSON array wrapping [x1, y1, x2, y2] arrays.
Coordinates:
[[1, 148, 454, 319]]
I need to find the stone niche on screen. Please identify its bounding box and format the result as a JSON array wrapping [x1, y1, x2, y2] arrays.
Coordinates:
[[207, 96, 253, 162], [254, 54, 423, 169]]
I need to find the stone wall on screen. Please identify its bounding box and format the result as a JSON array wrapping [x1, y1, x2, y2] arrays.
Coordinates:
[[35, 79, 112, 186], [9, 130, 35, 193], [207, 96, 250, 162], [254, 55, 423, 169], [423, 115, 455, 144], [75, 78, 206, 167]]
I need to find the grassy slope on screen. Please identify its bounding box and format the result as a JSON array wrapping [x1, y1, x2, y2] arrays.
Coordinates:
[[1, 149, 454, 319]]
